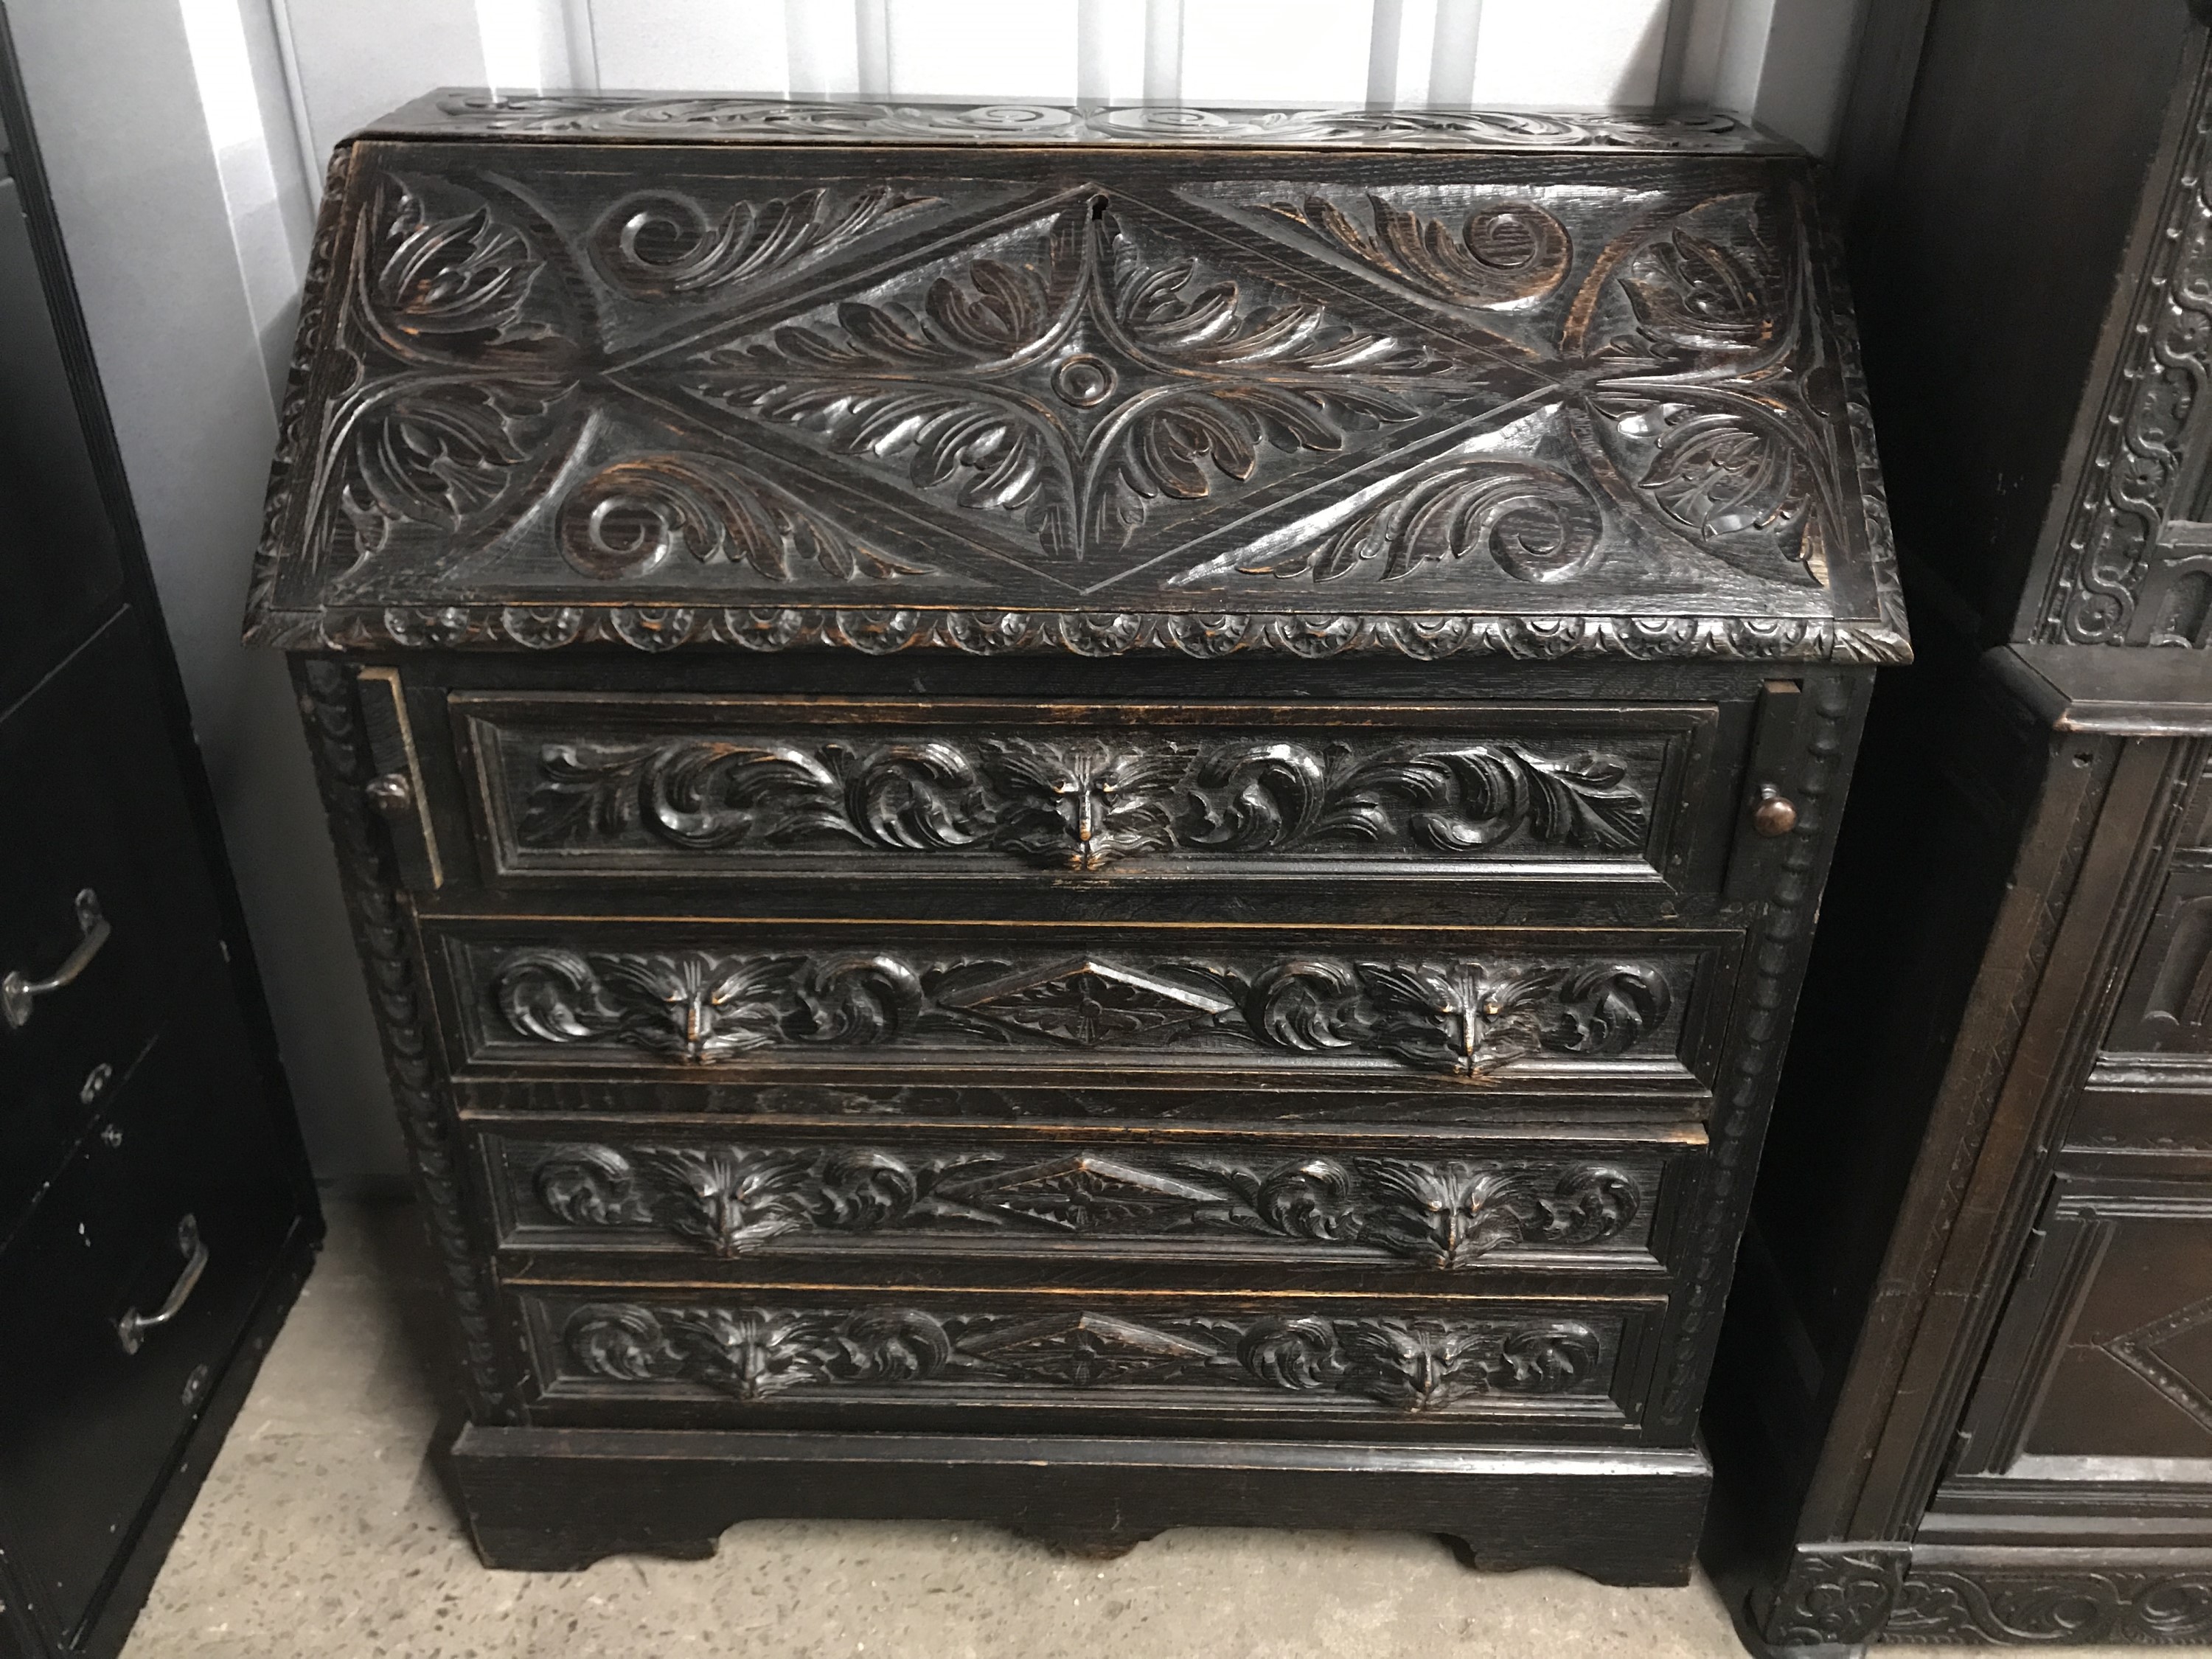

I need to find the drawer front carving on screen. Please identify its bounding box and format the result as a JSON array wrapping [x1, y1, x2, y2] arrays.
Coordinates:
[[488, 1131, 1674, 1270], [455, 696, 1718, 883], [516, 1287, 1655, 1425], [438, 923, 1721, 1089]]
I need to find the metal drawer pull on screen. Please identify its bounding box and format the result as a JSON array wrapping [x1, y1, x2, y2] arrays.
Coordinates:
[[116, 1214, 208, 1354], [2, 888, 111, 1029]]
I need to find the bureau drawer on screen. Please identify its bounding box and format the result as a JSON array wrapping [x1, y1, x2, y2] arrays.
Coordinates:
[[506, 1282, 1667, 1441], [448, 694, 1731, 890], [479, 1121, 1694, 1280], [428, 919, 1733, 1096]]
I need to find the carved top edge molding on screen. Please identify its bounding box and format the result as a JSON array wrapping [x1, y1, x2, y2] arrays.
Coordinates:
[[377, 91, 1796, 155], [253, 603, 1912, 664]]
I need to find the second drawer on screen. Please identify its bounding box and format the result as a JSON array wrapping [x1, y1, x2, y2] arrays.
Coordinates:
[[427, 918, 1736, 1098]]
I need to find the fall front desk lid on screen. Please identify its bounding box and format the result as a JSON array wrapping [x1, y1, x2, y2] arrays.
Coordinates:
[[243, 91, 1905, 664]]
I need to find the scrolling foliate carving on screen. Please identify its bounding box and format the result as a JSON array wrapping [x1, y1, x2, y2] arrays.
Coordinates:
[[319, 175, 579, 566], [529, 1141, 1641, 1266], [513, 730, 1652, 870], [251, 120, 1902, 666], [560, 1298, 1601, 1410], [589, 183, 933, 297], [316, 175, 923, 588], [2045, 66, 2212, 646], [535, 1143, 920, 1255], [246, 130, 1902, 664], [1757, 1545, 1907, 1648], [1578, 199, 1833, 585], [554, 453, 925, 582], [695, 195, 1439, 560], [1223, 459, 1604, 585], [482, 945, 1676, 1077], [1244, 958, 1669, 1077], [1259, 194, 1571, 310], [1889, 1565, 2212, 1644], [415, 94, 1775, 153]]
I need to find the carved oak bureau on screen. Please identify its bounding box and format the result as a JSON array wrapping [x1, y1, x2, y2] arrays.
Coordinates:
[[244, 90, 1904, 1583]]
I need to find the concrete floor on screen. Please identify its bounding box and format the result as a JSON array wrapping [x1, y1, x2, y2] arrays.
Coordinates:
[[114, 1199, 2169, 1659]]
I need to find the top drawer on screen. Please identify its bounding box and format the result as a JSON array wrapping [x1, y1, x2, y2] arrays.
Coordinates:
[[445, 694, 1732, 891]]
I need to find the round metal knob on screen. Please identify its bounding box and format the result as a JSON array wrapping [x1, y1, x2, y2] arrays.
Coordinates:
[[1751, 786, 1798, 838], [365, 771, 414, 812]]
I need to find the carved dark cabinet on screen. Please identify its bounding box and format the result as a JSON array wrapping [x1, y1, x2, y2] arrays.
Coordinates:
[[1705, 0, 2212, 1650], [249, 91, 1902, 1584], [0, 14, 321, 1658]]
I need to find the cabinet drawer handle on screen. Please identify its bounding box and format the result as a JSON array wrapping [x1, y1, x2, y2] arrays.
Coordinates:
[[116, 1214, 209, 1354], [1750, 785, 1798, 838], [2, 888, 111, 1030]]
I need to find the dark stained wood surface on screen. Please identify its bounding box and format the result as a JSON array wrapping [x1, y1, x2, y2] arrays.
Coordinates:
[[1705, 4, 2212, 1649], [264, 94, 1892, 1587], [243, 113, 1903, 667]]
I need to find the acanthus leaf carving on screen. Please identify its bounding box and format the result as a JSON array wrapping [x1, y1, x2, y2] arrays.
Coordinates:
[[529, 1140, 1642, 1265], [252, 134, 1901, 668], [1222, 459, 1604, 585], [590, 183, 933, 297], [1571, 196, 1840, 589], [560, 1298, 1602, 1410], [1617, 224, 1776, 357], [484, 945, 1675, 1078], [491, 947, 922, 1061], [699, 196, 1441, 560], [1248, 958, 1671, 1078], [361, 176, 559, 353], [555, 453, 928, 582], [512, 730, 1655, 869], [336, 379, 565, 556], [1259, 193, 1571, 310]]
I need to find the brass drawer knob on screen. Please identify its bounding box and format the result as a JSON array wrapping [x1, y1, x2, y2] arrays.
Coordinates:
[[1751, 785, 1798, 838], [365, 771, 414, 812]]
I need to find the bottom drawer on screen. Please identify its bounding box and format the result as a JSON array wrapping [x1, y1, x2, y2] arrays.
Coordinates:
[[508, 1284, 1667, 1441], [0, 1034, 299, 1644]]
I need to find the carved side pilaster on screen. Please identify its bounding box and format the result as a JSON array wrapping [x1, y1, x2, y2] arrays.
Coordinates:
[[1655, 672, 1862, 1432], [2042, 47, 2212, 646], [294, 658, 514, 1420]]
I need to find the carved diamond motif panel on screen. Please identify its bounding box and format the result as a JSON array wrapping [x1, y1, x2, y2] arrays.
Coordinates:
[[244, 133, 1902, 661], [939, 957, 1239, 1046]]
